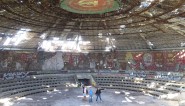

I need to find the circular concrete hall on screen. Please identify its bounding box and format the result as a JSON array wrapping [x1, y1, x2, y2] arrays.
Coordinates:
[[0, 0, 185, 106]]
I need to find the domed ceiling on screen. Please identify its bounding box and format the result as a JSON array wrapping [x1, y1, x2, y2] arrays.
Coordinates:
[[0, 0, 185, 52], [61, 0, 120, 14]]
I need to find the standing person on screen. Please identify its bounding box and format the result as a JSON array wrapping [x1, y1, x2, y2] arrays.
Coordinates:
[[95, 88, 102, 102], [89, 87, 93, 103], [83, 86, 87, 100], [82, 84, 84, 94]]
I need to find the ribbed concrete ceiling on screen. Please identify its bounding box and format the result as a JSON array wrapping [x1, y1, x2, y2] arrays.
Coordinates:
[[0, 0, 185, 52]]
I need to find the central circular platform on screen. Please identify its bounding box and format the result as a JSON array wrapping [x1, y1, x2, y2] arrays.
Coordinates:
[[11, 88, 178, 106], [60, 0, 120, 14]]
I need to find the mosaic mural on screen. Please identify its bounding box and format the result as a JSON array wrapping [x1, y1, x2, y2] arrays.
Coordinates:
[[125, 51, 185, 71], [0, 50, 185, 72]]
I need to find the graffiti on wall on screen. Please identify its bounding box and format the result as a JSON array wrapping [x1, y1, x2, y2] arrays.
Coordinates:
[[122, 70, 184, 81], [3, 72, 30, 80]]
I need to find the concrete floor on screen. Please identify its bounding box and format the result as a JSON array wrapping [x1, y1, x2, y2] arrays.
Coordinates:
[[0, 87, 182, 106]]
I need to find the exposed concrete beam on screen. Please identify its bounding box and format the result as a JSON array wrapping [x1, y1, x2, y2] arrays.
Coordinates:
[[167, 25, 185, 37], [151, 24, 166, 33], [139, 33, 154, 50]]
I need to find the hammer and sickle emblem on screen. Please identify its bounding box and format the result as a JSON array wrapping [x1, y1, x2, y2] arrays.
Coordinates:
[[78, 0, 98, 7]]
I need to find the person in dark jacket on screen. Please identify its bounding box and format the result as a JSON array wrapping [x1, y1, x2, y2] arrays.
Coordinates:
[[95, 88, 102, 102]]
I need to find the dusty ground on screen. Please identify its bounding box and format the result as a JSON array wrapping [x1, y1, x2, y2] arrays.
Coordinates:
[[1, 87, 182, 106]]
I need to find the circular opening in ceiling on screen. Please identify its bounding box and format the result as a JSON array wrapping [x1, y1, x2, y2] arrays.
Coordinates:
[[60, 0, 120, 14]]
